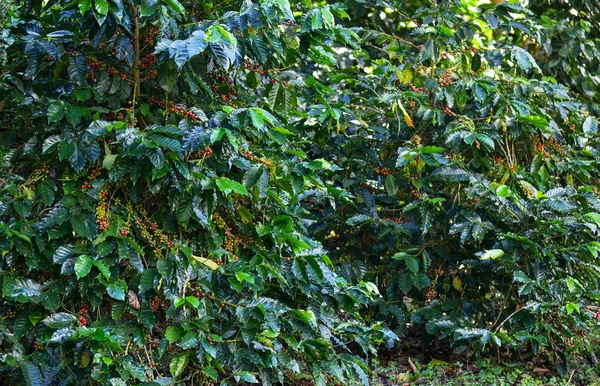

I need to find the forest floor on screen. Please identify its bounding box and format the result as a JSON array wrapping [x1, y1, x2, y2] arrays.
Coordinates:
[[346, 354, 600, 386]]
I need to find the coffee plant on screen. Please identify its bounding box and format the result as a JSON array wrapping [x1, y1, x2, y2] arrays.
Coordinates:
[[0, 0, 599, 384], [0, 0, 395, 384], [298, 0, 600, 376]]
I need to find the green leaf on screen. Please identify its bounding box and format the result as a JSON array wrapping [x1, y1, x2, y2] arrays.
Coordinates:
[[93, 260, 111, 279], [216, 177, 248, 196], [22, 361, 42, 386], [583, 117, 598, 135], [166, 325, 183, 343], [234, 372, 259, 383], [42, 312, 77, 328], [162, 0, 184, 14], [107, 284, 126, 300], [321, 7, 335, 29], [150, 134, 181, 151], [169, 354, 189, 378], [140, 0, 158, 16], [58, 142, 75, 160], [585, 212, 600, 227], [518, 115, 548, 130], [405, 256, 419, 273], [103, 154, 116, 170], [78, 0, 92, 14], [205, 24, 237, 45], [43, 135, 62, 154], [185, 296, 200, 308], [496, 185, 511, 197], [95, 0, 109, 15], [248, 108, 265, 130], [421, 146, 444, 154], [176, 199, 193, 223], [565, 302, 579, 315], [480, 249, 504, 260], [47, 101, 65, 123], [512, 47, 540, 73], [75, 255, 93, 279]]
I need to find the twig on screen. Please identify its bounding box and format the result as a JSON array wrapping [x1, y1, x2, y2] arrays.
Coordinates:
[[494, 307, 523, 333]]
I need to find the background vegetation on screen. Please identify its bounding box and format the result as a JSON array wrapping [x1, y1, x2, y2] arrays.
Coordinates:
[[0, 0, 598, 384]]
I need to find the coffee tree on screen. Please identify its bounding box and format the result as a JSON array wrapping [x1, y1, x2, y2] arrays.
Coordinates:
[[298, 0, 600, 374], [1, 0, 600, 384], [0, 0, 395, 384]]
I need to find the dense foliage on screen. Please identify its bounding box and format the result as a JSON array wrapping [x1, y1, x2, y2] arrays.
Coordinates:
[[301, 0, 600, 376], [0, 0, 599, 384]]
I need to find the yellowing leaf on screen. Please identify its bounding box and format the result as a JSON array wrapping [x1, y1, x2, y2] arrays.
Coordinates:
[[192, 255, 220, 270], [397, 100, 414, 128], [452, 277, 463, 291]]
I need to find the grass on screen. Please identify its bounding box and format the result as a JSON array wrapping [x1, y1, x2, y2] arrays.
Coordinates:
[[348, 357, 600, 386]]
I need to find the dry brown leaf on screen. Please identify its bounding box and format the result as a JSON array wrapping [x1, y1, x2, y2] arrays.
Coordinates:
[[128, 290, 140, 310]]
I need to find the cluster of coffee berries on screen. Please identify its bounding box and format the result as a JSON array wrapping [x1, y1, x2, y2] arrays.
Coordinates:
[[170, 105, 200, 122], [534, 137, 565, 158], [410, 188, 420, 198], [96, 186, 110, 231], [241, 59, 262, 73], [490, 154, 505, 165], [87, 57, 128, 80], [150, 295, 170, 312], [375, 166, 396, 176], [535, 142, 550, 158], [206, 68, 239, 101], [302, 197, 316, 204], [361, 182, 380, 194], [213, 213, 238, 252], [384, 215, 406, 224], [191, 146, 213, 159], [439, 72, 453, 87], [238, 147, 274, 167], [34, 164, 49, 179], [440, 104, 452, 116], [146, 334, 160, 348], [426, 239, 450, 252], [105, 111, 126, 121], [409, 83, 425, 93], [147, 96, 168, 109], [80, 304, 90, 317], [81, 167, 102, 191], [33, 340, 43, 351], [406, 100, 417, 111], [594, 311, 600, 320], [4, 310, 16, 318], [141, 54, 156, 69], [78, 315, 88, 326], [87, 57, 102, 71], [145, 25, 160, 45], [416, 64, 430, 75], [425, 285, 437, 303], [133, 208, 174, 252]]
